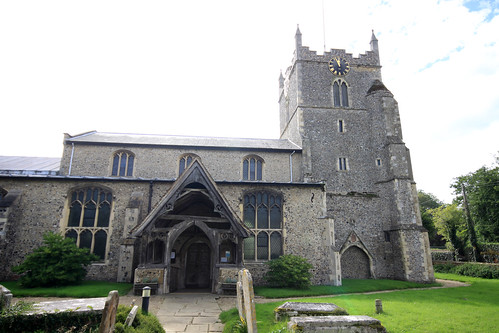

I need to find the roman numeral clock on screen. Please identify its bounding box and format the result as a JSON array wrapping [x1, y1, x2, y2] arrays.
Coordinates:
[[328, 56, 350, 76]]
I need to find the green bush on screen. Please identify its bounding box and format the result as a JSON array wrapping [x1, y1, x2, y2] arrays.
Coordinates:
[[12, 232, 99, 288], [265, 255, 313, 289], [434, 263, 499, 279], [0, 306, 101, 333], [114, 305, 164, 333]]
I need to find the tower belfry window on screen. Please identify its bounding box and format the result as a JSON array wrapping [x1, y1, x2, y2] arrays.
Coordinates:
[[338, 157, 348, 171], [333, 80, 349, 107]]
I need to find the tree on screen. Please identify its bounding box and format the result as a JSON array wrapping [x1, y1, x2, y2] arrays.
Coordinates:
[[430, 204, 467, 256], [13, 232, 98, 287], [451, 165, 499, 242], [418, 190, 444, 246]]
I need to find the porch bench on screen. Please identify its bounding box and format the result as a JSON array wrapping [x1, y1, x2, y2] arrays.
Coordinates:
[[221, 283, 237, 295], [133, 283, 159, 296]]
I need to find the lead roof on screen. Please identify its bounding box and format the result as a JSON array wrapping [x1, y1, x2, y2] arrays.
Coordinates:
[[65, 131, 301, 151]]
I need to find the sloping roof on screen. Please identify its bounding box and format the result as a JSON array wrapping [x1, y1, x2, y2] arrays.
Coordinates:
[[130, 158, 249, 238], [0, 156, 60, 174], [65, 131, 301, 151]]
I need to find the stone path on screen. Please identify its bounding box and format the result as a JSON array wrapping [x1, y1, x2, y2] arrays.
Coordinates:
[[120, 291, 233, 333]]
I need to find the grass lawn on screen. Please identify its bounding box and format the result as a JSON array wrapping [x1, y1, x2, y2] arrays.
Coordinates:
[[255, 279, 441, 298], [0, 280, 133, 298], [221, 274, 499, 333]]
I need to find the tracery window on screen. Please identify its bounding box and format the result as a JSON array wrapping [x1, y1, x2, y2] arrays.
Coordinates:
[[179, 154, 198, 176], [111, 151, 134, 177], [242, 156, 263, 181], [65, 187, 112, 260], [243, 192, 282, 261], [333, 80, 349, 107]]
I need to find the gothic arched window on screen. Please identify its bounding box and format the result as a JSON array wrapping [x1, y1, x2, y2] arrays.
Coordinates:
[[111, 150, 134, 177], [242, 155, 263, 181], [333, 80, 349, 107], [179, 154, 199, 176], [65, 187, 112, 260], [243, 192, 283, 261]]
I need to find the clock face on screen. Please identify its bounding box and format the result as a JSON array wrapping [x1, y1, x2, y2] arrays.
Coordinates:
[[328, 57, 350, 76]]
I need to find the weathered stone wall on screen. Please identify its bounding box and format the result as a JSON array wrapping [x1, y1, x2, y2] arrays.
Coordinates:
[[59, 143, 303, 183], [0, 177, 169, 281], [217, 183, 333, 285], [279, 37, 433, 283], [0, 177, 332, 285]]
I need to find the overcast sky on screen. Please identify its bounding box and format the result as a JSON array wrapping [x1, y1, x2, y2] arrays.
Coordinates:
[[1, 0, 498, 203]]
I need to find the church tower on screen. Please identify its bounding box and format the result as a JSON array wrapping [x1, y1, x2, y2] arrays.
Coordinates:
[[279, 28, 434, 283]]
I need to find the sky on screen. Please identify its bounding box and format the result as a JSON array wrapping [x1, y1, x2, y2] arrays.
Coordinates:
[[0, 0, 498, 203]]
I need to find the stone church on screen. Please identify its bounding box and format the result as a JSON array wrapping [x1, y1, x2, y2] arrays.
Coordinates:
[[0, 29, 434, 293]]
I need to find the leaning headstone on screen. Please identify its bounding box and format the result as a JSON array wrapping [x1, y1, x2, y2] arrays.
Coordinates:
[[125, 305, 139, 327], [237, 269, 257, 333], [236, 281, 244, 321], [98, 290, 120, 333]]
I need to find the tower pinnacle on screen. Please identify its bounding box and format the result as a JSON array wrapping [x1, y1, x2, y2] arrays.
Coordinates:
[[370, 30, 379, 53], [295, 25, 302, 50]]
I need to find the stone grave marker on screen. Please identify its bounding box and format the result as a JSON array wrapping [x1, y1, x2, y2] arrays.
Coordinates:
[[275, 302, 348, 321], [125, 305, 139, 326], [288, 315, 386, 332], [0, 285, 13, 311], [98, 290, 119, 333], [237, 269, 257, 333]]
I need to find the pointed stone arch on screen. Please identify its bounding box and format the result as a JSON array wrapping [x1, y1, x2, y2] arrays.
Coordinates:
[[339, 231, 375, 279]]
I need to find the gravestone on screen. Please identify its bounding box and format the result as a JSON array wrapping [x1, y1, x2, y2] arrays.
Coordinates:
[[0, 285, 13, 311], [236, 269, 257, 333], [288, 315, 386, 332], [375, 299, 383, 314], [275, 302, 348, 321], [125, 305, 139, 326], [98, 290, 119, 333]]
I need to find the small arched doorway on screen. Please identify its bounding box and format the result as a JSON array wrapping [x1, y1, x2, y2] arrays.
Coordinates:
[[341, 245, 371, 279]]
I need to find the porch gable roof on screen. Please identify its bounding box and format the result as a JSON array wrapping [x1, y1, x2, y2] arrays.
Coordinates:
[[130, 159, 249, 238]]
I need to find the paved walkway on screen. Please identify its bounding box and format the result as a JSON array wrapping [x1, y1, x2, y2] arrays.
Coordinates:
[[120, 291, 235, 333]]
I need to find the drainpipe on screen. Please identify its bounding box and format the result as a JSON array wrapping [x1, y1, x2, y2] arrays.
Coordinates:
[[289, 150, 296, 182], [148, 180, 154, 213], [68, 143, 75, 176]]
